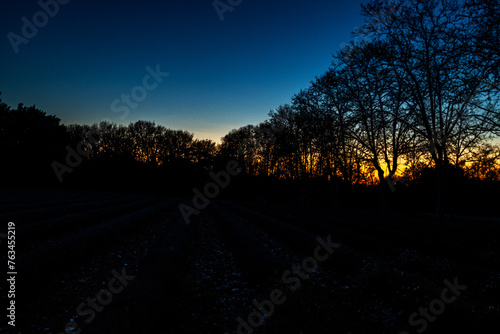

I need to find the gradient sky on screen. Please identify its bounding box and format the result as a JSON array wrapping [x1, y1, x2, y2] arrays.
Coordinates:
[[0, 0, 366, 142]]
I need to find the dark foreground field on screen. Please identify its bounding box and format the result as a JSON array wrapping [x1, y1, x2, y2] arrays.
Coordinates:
[[1, 188, 499, 334]]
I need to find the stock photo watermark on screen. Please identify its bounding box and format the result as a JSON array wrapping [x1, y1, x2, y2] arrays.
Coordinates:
[[48, 266, 136, 334], [7, 0, 71, 54], [400, 277, 467, 334], [110, 64, 169, 120], [213, 0, 243, 22], [179, 160, 241, 224], [178, 126, 274, 224], [51, 132, 98, 183], [385, 173, 411, 193], [51, 64, 168, 183], [224, 235, 340, 334], [5, 222, 16, 327]]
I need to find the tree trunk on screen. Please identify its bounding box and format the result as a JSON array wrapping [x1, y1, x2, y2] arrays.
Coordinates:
[[435, 161, 444, 218], [376, 166, 387, 214]]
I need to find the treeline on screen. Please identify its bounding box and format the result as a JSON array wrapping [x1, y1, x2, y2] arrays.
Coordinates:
[[1, 0, 499, 214], [220, 0, 500, 213], [0, 98, 220, 194], [1, 91, 499, 214], [224, 0, 500, 182], [65, 121, 217, 169]]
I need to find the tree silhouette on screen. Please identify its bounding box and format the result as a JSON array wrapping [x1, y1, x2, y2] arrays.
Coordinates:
[[357, 0, 499, 213], [0, 94, 68, 186]]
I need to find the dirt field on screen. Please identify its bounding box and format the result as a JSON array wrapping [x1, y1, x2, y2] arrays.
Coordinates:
[[1, 188, 499, 333]]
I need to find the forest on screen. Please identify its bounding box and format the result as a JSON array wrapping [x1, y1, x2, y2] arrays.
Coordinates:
[[3, 0, 500, 215]]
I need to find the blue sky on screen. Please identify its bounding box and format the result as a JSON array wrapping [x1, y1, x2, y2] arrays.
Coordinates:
[[0, 0, 366, 142]]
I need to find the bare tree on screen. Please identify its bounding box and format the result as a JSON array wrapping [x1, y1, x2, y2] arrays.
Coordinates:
[[358, 0, 499, 213], [312, 70, 361, 185]]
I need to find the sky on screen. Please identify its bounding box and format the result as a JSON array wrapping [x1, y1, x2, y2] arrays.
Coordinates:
[[0, 0, 367, 142]]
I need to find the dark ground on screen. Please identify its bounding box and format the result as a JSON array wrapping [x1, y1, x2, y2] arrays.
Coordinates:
[[1, 188, 499, 334]]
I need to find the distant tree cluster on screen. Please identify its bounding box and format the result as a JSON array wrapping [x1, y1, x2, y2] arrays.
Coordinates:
[[0, 93, 68, 186], [60, 121, 220, 194], [1, 0, 499, 213], [0, 98, 219, 192], [220, 0, 500, 212], [66, 121, 217, 170]]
